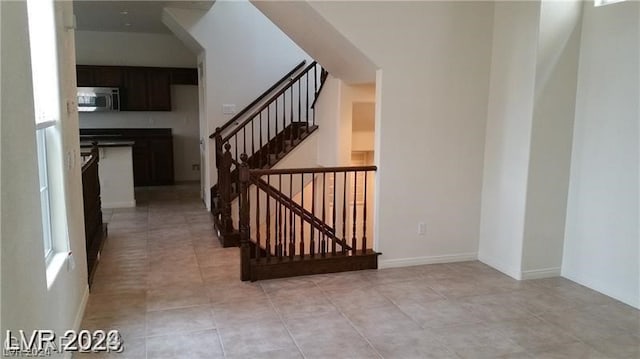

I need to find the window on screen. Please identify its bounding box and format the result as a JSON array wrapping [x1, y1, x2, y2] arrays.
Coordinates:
[[37, 127, 54, 259], [27, 0, 67, 273]]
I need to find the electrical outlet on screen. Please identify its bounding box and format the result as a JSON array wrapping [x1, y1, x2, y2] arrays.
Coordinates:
[[418, 222, 426, 235], [192, 164, 200, 171]]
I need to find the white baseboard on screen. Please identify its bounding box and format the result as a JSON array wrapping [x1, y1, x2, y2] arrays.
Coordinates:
[[102, 200, 136, 209], [73, 285, 90, 330], [378, 252, 477, 269], [66, 285, 90, 359], [521, 267, 561, 280], [477, 254, 522, 280]]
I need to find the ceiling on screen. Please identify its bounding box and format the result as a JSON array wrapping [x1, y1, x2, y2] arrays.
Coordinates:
[[73, 1, 214, 34]]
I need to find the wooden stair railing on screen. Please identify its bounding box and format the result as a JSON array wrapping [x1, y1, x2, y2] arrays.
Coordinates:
[[81, 144, 107, 287], [253, 176, 338, 238], [210, 60, 307, 137], [212, 61, 327, 247], [238, 155, 379, 281]]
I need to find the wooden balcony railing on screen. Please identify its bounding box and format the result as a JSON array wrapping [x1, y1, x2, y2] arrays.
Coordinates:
[[81, 143, 106, 287], [237, 154, 378, 281]]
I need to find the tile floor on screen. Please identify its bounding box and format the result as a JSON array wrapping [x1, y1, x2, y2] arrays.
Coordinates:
[[77, 184, 640, 359]]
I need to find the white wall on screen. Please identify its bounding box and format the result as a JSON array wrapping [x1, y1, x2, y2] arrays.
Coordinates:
[[307, 1, 494, 267], [251, 0, 377, 84], [75, 30, 200, 182], [315, 76, 341, 167], [79, 86, 201, 182], [479, 2, 540, 279], [75, 30, 196, 67], [0, 0, 3, 331], [521, 0, 582, 278], [1, 0, 89, 351], [563, 0, 639, 308], [164, 0, 311, 208]]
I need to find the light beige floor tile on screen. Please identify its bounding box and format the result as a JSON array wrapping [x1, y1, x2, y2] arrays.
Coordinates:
[[212, 296, 279, 328], [200, 266, 239, 285], [147, 267, 203, 287], [397, 299, 484, 329], [85, 291, 146, 319], [146, 283, 210, 312], [260, 277, 317, 296], [218, 319, 297, 357], [527, 342, 610, 358], [459, 293, 534, 322], [583, 334, 640, 358], [285, 313, 379, 359], [537, 306, 631, 342], [503, 287, 578, 314], [343, 304, 422, 336], [81, 313, 146, 342], [224, 348, 303, 359], [424, 276, 497, 299], [145, 305, 215, 337], [270, 290, 338, 320], [72, 337, 145, 359], [309, 271, 372, 291], [90, 273, 147, 294], [362, 266, 423, 285], [433, 322, 526, 358], [374, 279, 445, 305], [490, 315, 579, 351], [367, 328, 458, 359], [324, 286, 394, 311], [206, 281, 265, 305], [146, 329, 224, 359]]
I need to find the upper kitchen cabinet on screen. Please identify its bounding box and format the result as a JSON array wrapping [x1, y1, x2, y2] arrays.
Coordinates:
[[76, 66, 94, 87], [170, 68, 199, 85], [76, 65, 197, 111], [77, 65, 124, 87], [122, 68, 171, 111], [145, 68, 172, 111]]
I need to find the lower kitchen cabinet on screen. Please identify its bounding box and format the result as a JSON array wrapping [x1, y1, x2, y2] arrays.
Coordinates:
[[80, 128, 174, 186]]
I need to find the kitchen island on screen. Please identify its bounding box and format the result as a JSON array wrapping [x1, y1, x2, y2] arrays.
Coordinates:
[[80, 128, 174, 186], [81, 141, 136, 208]]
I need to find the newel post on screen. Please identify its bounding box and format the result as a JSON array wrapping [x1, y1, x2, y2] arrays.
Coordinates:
[[214, 127, 222, 168], [238, 154, 251, 281], [219, 143, 234, 234]]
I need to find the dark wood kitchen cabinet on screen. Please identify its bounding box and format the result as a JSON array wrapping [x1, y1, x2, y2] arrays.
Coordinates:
[[76, 65, 197, 111], [145, 69, 172, 111], [80, 128, 174, 186], [122, 69, 151, 111], [122, 68, 172, 111], [77, 65, 124, 87], [132, 135, 174, 186], [76, 66, 94, 87]]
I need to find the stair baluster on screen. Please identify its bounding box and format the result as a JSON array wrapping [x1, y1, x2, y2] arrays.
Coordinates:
[[239, 154, 251, 281]]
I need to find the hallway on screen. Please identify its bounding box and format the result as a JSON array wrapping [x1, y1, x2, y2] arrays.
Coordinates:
[[77, 185, 639, 359]]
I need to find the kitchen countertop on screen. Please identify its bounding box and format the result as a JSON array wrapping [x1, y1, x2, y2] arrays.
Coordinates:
[[80, 140, 135, 148]]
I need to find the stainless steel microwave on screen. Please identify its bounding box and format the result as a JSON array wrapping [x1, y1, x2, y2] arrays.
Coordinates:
[[77, 87, 120, 112]]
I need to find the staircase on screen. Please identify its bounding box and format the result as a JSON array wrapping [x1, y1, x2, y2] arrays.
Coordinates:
[[211, 60, 379, 281]]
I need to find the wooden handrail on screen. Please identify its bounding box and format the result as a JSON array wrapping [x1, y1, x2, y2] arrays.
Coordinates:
[[81, 144, 99, 172], [210, 60, 307, 139], [251, 176, 352, 251], [222, 61, 319, 143], [251, 165, 377, 176], [253, 176, 335, 233], [310, 69, 329, 109]]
